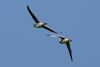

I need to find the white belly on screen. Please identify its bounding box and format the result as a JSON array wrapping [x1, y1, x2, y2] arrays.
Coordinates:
[[36, 22, 44, 28], [59, 38, 69, 44]]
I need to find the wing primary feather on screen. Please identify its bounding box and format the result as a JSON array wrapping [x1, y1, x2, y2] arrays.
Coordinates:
[[27, 6, 39, 23], [66, 42, 73, 61]]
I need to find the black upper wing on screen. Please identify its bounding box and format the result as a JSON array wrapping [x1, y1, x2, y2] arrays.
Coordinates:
[[27, 6, 39, 23], [42, 25, 57, 33], [66, 42, 73, 61]]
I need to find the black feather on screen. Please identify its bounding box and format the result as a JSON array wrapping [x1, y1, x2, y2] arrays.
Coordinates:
[[27, 6, 40, 23], [42, 25, 57, 33], [66, 42, 73, 61]]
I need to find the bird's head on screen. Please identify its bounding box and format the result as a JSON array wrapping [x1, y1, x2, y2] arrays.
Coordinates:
[[33, 24, 37, 28]]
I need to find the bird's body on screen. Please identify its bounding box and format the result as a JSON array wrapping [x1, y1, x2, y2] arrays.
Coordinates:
[[59, 38, 69, 44], [34, 22, 44, 28]]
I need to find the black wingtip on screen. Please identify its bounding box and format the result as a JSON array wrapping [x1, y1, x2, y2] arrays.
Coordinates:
[[27, 5, 29, 7], [27, 5, 29, 10], [69, 52, 73, 62], [71, 56, 73, 62]]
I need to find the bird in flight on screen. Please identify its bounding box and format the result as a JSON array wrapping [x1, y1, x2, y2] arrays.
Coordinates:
[[27, 6, 57, 33], [47, 34, 73, 61]]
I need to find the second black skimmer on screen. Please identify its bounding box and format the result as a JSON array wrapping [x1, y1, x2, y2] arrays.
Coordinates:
[[47, 34, 73, 61]]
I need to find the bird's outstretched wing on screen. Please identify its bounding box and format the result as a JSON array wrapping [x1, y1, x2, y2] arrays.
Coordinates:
[[27, 6, 39, 23], [66, 42, 73, 61], [42, 25, 57, 33]]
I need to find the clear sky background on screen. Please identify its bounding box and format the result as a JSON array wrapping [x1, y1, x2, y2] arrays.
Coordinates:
[[0, 0, 100, 67]]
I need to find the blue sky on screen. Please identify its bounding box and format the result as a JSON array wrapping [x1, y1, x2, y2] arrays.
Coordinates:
[[0, 0, 100, 67]]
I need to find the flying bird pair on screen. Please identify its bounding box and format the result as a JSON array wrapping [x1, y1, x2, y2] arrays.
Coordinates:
[[27, 6, 73, 61]]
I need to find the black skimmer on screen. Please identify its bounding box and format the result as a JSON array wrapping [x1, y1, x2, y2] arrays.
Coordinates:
[[47, 34, 73, 61], [27, 6, 57, 33]]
